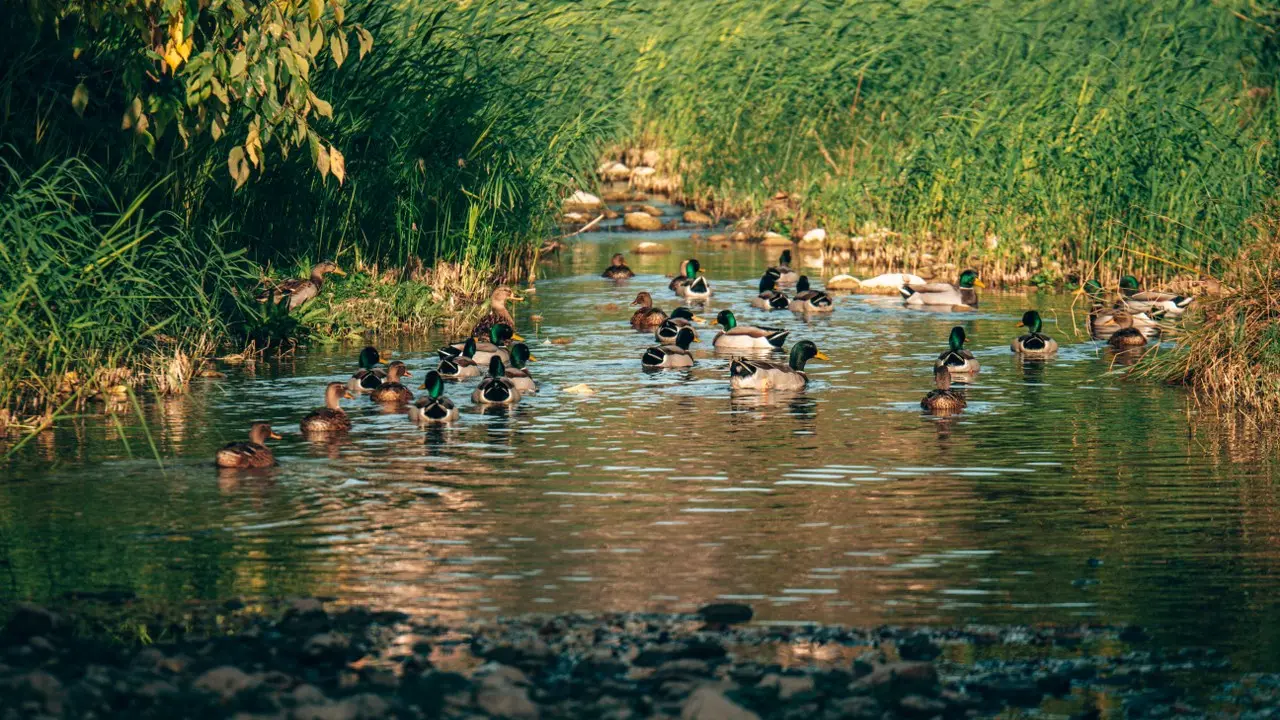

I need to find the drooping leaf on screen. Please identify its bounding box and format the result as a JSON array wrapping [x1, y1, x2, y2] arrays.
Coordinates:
[[330, 31, 347, 68], [356, 26, 372, 59], [329, 144, 345, 184], [71, 82, 89, 116], [228, 146, 250, 189], [309, 0, 323, 22], [309, 90, 333, 119]]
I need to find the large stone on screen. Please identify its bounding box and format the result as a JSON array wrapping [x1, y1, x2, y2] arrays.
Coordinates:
[[624, 212, 663, 231], [563, 190, 603, 212], [681, 687, 760, 720], [4, 603, 62, 641], [633, 166, 658, 177], [683, 210, 714, 225], [801, 228, 827, 243], [475, 665, 539, 720], [760, 232, 793, 247], [600, 162, 632, 181], [640, 204, 664, 217], [193, 666, 259, 700]]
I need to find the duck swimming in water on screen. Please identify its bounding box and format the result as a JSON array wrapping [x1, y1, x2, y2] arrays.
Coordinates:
[[438, 337, 482, 380], [349, 346, 389, 392], [729, 341, 828, 392], [301, 382, 355, 434], [215, 422, 282, 468], [630, 292, 669, 329], [711, 310, 789, 351], [1011, 310, 1058, 357], [671, 259, 710, 299], [472, 356, 522, 406], [369, 361, 414, 404], [921, 364, 966, 414], [642, 326, 697, 369], [767, 250, 799, 285], [936, 326, 980, 376], [789, 276, 834, 314], [471, 286, 523, 340], [503, 342, 537, 393], [752, 271, 790, 310], [409, 371, 459, 425], [602, 253, 635, 279], [1118, 275, 1194, 318], [656, 307, 701, 344], [901, 269, 984, 308]]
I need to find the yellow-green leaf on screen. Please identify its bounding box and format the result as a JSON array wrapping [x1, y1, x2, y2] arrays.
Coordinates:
[[331, 0, 344, 25], [330, 32, 346, 68], [310, 28, 324, 57], [230, 51, 247, 78], [308, 90, 333, 119], [309, 0, 323, 22], [71, 82, 89, 117], [228, 146, 250, 190], [356, 27, 373, 60], [329, 144, 345, 185]]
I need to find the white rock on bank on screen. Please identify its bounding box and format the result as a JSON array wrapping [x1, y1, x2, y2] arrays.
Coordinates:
[[760, 231, 793, 247], [563, 191, 602, 211], [632, 166, 657, 177], [802, 228, 827, 243]]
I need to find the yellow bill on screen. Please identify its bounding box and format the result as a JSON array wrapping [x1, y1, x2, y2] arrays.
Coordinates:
[[815, 351, 831, 360]]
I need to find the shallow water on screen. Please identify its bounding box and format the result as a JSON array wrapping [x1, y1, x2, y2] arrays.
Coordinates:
[[4, 203, 1280, 669]]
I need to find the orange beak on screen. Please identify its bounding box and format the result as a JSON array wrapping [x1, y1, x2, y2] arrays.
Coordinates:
[[269, 431, 283, 440]]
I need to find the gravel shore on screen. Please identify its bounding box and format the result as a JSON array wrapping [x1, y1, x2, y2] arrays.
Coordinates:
[[0, 598, 1276, 719]]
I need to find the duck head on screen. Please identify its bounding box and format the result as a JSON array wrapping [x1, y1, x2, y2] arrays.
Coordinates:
[[958, 269, 985, 289], [796, 275, 811, 292], [631, 291, 654, 308], [788, 340, 829, 370], [674, 326, 697, 350], [420, 370, 446, 398], [487, 356, 507, 378], [357, 346, 386, 370], [248, 422, 283, 444], [1119, 275, 1140, 296], [490, 323, 523, 345], [948, 326, 969, 351], [1017, 310, 1043, 334], [508, 342, 534, 370], [714, 309, 738, 330]]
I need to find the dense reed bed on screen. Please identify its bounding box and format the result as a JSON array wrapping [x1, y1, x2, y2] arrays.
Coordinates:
[[591, 0, 1280, 283]]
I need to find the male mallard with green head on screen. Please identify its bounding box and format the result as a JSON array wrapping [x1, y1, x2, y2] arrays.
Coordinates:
[[602, 253, 635, 280], [258, 260, 346, 310], [901, 269, 984, 308], [789, 275, 834, 313], [768, 250, 799, 285], [630, 292, 669, 329], [472, 357, 522, 406], [1118, 275, 1194, 318], [215, 422, 282, 469], [936, 326, 980, 376], [301, 382, 355, 434], [1011, 310, 1058, 357], [409, 371, 459, 425], [656, 307, 702, 344], [370, 361, 414, 404], [349, 346, 389, 392], [677, 258, 711, 299], [752, 271, 790, 310], [642, 326, 697, 369], [921, 364, 967, 414], [729, 341, 828, 391], [712, 309, 789, 351], [470, 324, 522, 365], [471, 286, 524, 340], [504, 343, 537, 393], [438, 337, 482, 379]]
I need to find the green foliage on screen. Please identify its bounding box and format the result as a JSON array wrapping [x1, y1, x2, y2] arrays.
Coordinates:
[[22, 0, 371, 185]]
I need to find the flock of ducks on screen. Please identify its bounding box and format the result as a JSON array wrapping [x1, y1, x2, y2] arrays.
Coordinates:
[[218, 256, 1195, 467]]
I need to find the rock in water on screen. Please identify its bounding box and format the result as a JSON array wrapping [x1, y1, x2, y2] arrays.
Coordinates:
[[760, 232, 793, 247], [697, 603, 754, 626], [683, 210, 714, 225], [681, 687, 760, 720], [625, 212, 664, 231]]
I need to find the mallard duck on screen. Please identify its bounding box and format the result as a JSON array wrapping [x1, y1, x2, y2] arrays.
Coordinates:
[[901, 269, 984, 308], [768, 250, 799, 285], [671, 259, 710, 299], [936, 326, 980, 376], [656, 307, 702, 344], [630, 292, 669, 329], [471, 286, 524, 340], [921, 364, 967, 414], [257, 260, 345, 310], [642, 326, 697, 368], [472, 357, 522, 406], [729, 341, 828, 391], [438, 337, 482, 379], [602, 253, 635, 279], [1118, 275, 1193, 318], [504, 342, 537, 393], [1011, 310, 1058, 357], [470, 324, 522, 365], [1107, 312, 1149, 349], [408, 371, 459, 425], [215, 422, 282, 468], [301, 382, 355, 433], [752, 271, 790, 310], [370, 361, 414, 404], [1077, 280, 1161, 340], [789, 276, 834, 313], [349, 346, 389, 392], [712, 309, 789, 350]]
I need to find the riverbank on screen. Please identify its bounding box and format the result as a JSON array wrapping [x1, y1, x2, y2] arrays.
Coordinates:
[[2, 599, 1273, 719]]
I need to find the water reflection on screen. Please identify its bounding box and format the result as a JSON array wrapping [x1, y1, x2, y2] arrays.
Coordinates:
[[4, 228, 1280, 666]]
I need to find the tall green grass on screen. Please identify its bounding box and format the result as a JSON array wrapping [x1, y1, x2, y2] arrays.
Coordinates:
[[587, 0, 1280, 280], [0, 157, 255, 424]]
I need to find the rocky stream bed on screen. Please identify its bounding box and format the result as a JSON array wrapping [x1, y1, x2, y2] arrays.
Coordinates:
[[0, 599, 1278, 719]]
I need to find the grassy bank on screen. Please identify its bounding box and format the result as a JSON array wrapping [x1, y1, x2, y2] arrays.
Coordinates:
[[592, 0, 1280, 285]]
